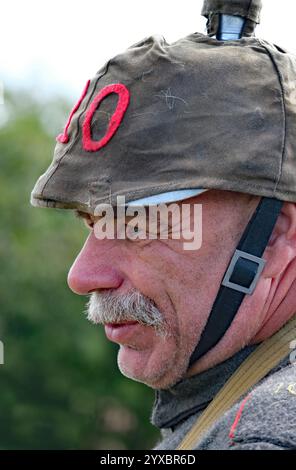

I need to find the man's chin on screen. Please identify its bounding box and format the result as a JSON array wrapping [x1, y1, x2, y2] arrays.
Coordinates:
[[117, 345, 184, 389], [117, 345, 154, 384]]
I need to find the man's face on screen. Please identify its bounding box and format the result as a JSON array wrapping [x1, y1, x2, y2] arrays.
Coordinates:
[[67, 190, 258, 389]]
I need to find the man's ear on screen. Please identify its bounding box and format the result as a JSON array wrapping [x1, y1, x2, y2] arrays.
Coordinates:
[[263, 202, 296, 279]]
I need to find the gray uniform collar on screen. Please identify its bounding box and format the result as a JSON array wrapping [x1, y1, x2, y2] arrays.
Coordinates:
[[151, 345, 257, 429]]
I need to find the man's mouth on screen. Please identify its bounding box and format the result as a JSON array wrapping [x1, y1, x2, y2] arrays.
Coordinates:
[[105, 321, 138, 327], [104, 320, 141, 343]]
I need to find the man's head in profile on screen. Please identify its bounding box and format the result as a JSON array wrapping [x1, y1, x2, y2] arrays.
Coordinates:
[[31, 21, 296, 385], [66, 189, 296, 392], [30, 0, 296, 407], [30, 0, 296, 451]]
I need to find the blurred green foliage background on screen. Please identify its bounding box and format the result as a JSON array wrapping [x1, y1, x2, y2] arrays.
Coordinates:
[[0, 90, 160, 449]]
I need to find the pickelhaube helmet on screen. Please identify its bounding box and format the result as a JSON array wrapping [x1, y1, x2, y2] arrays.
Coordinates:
[[30, 0, 296, 364]]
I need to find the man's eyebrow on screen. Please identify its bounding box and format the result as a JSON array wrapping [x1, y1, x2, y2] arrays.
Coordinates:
[[74, 209, 149, 222], [74, 211, 107, 224]]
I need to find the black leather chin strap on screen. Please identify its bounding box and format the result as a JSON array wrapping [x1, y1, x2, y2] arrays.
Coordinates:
[[188, 197, 283, 367]]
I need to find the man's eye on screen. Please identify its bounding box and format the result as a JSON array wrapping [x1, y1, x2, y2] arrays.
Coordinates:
[[84, 218, 94, 229]]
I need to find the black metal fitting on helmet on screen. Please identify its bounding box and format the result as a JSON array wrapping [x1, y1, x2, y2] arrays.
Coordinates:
[[202, 0, 262, 38]]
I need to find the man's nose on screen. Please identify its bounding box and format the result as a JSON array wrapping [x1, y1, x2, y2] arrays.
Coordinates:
[[67, 233, 124, 295]]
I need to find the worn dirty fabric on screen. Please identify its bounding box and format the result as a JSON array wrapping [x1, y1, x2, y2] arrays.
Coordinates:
[[151, 346, 296, 450], [202, 0, 262, 37], [31, 32, 296, 214]]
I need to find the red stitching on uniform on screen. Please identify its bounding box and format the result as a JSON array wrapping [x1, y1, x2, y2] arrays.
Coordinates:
[[57, 79, 90, 144], [229, 393, 252, 441], [82, 83, 130, 152]]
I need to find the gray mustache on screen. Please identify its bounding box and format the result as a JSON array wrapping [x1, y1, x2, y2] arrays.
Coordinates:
[[86, 289, 168, 336]]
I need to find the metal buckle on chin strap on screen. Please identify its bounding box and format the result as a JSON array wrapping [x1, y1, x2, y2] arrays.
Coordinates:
[[221, 249, 266, 295], [188, 198, 284, 366]]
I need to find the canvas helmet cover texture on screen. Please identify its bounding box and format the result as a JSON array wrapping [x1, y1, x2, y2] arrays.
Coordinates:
[[31, 1, 296, 214]]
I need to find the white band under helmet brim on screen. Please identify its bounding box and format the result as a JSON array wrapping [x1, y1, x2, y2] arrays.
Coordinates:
[[126, 189, 208, 207]]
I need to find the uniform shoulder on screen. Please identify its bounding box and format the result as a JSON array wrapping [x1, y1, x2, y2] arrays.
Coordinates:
[[228, 361, 296, 449]]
